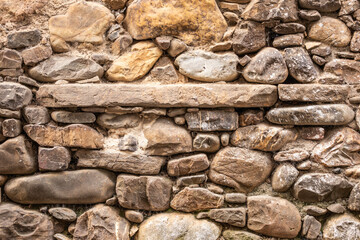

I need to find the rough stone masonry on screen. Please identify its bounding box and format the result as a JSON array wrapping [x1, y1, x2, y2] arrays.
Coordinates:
[[2, 0, 360, 239]]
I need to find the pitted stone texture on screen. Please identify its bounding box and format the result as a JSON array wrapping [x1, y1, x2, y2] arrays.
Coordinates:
[[5, 169, 116, 204], [209, 147, 273, 192], [266, 104, 355, 126], [76, 150, 165, 175], [73, 204, 130, 240], [137, 213, 222, 240], [29, 55, 104, 83], [0, 82, 32, 110], [323, 214, 360, 240], [309, 17, 351, 47], [106, 41, 162, 82], [299, 0, 340, 12], [0, 135, 36, 174], [124, 0, 227, 45], [49, 1, 114, 50], [241, 0, 299, 22], [174, 50, 239, 82], [170, 187, 224, 212], [312, 128, 360, 167], [243, 47, 288, 84], [293, 173, 353, 202], [0, 203, 54, 240], [24, 124, 104, 149], [116, 175, 172, 211], [37, 84, 278, 108], [324, 59, 360, 84], [232, 21, 266, 55], [231, 123, 297, 151], [167, 154, 209, 176], [247, 195, 301, 238], [185, 110, 238, 131], [302, 215, 321, 240]]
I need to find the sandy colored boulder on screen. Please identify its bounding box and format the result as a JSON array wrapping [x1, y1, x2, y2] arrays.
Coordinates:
[[5, 169, 116, 204], [167, 154, 209, 176], [49, 1, 114, 50], [0, 82, 32, 110], [124, 0, 227, 45], [309, 17, 351, 47], [170, 187, 224, 212], [323, 214, 360, 240], [107, 41, 162, 82], [247, 195, 301, 238], [24, 124, 104, 149], [209, 147, 273, 192]]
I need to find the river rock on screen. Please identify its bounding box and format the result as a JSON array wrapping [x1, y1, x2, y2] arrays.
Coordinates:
[[49, 1, 114, 51], [309, 17, 351, 47], [170, 187, 224, 212], [29, 55, 104, 82], [124, 0, 227, 45], [208, 208, 246, 227], [167, 154, 209, 176], [106, 41, 162, 82], [174, 50, 238, 82], [324, 59, 360, 84], [223, 230, 262, 240], [0, 82, 32, 110], [271, 164, 299, 192], [193, 133, 220, 153], [284, 47, 318, 83], [247, 195, 301, 238], [312, 128, 360, 167], [0, 49, 22, 69], [243, 47, 288, 84], [116, 175, 172, 211], [209, 147, 273, 192], [232, 21, 266, 55], [24, 124, 104, 149], [185, 110, 238, 131], [97, 113, 140, 129], [242, 0, 298, 22], [0, 135, 36, 174], [323, 214, 360, 240], [0, 203, 53, 240], [137, 213, 221, 240], [73, 204, 130, 240], [2, 118, 22, 137], [38, 146, 71, 171], [231, 123, 297, 151], [293, 173, 353, 202], [5, 169, 116, 204], [76, 150, 165, 175], [299, 0, 340, 12], [51, 111, 96, 124], [266, 104, 355, 126], [144, 118, 192, 156]]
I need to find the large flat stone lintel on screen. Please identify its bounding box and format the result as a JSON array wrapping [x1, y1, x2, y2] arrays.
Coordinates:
[[36, 84, 278, 108]]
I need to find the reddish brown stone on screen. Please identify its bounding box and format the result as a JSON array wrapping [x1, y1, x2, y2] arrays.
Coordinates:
[[38, 146, 71, 171]]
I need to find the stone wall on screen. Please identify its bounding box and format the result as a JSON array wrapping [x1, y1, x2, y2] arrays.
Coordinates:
[[1, 0, 360, 239]]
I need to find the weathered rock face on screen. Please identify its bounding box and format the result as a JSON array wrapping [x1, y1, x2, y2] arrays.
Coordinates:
[[232, 21, 266, 55], [144, 118, 192, 156], [97, 113, 140, 129], [29, 55, 104, 82], [51, 111, 96, 124], [231, 123, 297, 151], [323, 214, 360, 240], [243, 47, 288, 84], [170, 187, 224, 212], [124, 0, 227, 45], [24, 124, 104, 149], [209, 147, 273, 192], [21, 44, 52, 66], [0, 135, 36, 174], [266, 104, 355, 126], [348, 183, 360, 211], [23, 106, 50, 124], [185, 110, 238, 131], [5, 169, 116, 204], [0, 203, 54, 240], [106, 41, 162, 82], [271, 164, 299, 192], [242, 0, 298, 22], [167, 154, 209, 176], [137, 213, 222, 240], [0, 49, 22, 69], [223, 230, 262, 240], [116, 175, 172, 211], [209, 208, 246, 227], [49, 1, 114, 51], [7, 29, 42, 49], [73, 204, 130, 240], [309, 17, 351, 47], [193, 133, 220, 152], [299, 0, 341, 12], [247, 195, 301, 238], [312, 128, 360, 167], [49, 207, 77, 222], [324, 59, 360, 84], [174, 50, 239, 82], [293, 173, 353, 202], [38, 146, 71, 171], [76, 150, 165, 175], [0, 82, 32, 110], [302, 215, 321, 240], [274, 139, 316, 162]]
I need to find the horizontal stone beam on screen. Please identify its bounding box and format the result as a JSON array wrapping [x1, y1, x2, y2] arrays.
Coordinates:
[[36, 84, 278, 108]]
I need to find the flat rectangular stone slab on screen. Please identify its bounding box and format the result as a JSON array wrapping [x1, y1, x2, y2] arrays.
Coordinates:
[[36, 84, 278, 108]]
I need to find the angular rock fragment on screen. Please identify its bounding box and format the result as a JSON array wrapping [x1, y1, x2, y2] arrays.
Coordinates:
[[209, 208, 246, 227], [348, 183, 360, 211], [167, 39, 188, 57], [144, 56, 186, 84], [324, 59, 360, 84], [293, 173, 353, 202], [38, 146, 71, 171], [209, 147, 273, 192], [7, 29, 42, 49], [0, 49, 22, 69], [5, 169, 116, 204], [273, 23, 306, 34], [224, 193, 247, 204], [185, 110, 238, 131], [23, 105, 50, 124], [174, 50, 238, 82], [299, 9, 321, 21], [167, 154, 209, 177], [271, 164, 299, 192], [223, 230, 262, 240], [232, 21, 265, 55], [193, 133, 220, 153], [239, 110, 263, 126], [176, 174, 207, 187], [273, 34, 304, 48], [323, 214, 360, 240], [116, 175, 172, 211], [302, 215, 321, 240], [2, 118, 21, 137], [299, 0, 340, 12], [21, 44, 52, 66], [51, 111, 96, 124], [170, 187, 224, 212], [0, 82, 32, 110], [97, 113, 140, 129]]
